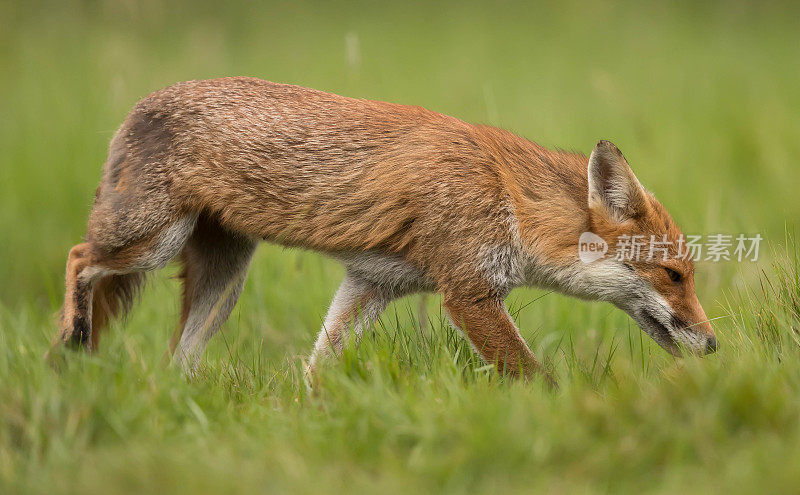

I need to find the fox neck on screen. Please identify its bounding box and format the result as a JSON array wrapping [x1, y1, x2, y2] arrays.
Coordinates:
[[480, 129, 613, 300]]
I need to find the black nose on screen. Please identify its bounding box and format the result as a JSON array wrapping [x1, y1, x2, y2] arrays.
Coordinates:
[[705, 337, 718, 354]]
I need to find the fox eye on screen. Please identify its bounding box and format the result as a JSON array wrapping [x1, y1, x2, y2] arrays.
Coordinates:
[[664, 267, 682, 283]]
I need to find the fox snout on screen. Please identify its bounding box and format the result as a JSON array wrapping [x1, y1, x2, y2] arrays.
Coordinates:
[[675, 316, 718, 355], [660, 311, 717, 357], [683, 298, 718, 355], [633, 304, 717, 357]]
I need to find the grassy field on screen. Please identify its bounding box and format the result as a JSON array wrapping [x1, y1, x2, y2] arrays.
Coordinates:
[[2, 1, 800, 493]]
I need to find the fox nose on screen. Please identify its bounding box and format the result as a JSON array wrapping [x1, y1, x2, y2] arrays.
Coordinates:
[[705, 337, 718, 354]]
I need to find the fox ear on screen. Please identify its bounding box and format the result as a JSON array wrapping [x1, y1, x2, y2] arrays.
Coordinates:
[[587, 140, 646, 222]]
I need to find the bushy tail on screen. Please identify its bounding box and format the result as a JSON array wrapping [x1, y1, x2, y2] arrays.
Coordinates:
[[90, 272, 146, 348]]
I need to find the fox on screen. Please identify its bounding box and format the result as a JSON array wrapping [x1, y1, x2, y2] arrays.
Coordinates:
[[56, 77, 717, 388]]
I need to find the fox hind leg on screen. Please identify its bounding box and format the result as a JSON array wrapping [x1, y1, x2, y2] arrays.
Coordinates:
[[171, 214, 256, 374], [57, 215, 197, 351], [59, 243, 101, 349]]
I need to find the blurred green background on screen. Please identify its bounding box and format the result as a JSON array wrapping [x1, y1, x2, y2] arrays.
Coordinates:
[[2, 0, 799, 307], [2, 1, 800, 493]]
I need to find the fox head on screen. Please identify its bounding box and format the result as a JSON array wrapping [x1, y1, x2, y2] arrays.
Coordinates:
[[578, 140, 717, 356]]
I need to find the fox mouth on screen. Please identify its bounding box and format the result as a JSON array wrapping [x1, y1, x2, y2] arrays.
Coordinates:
[[639, 310, 680, 355]]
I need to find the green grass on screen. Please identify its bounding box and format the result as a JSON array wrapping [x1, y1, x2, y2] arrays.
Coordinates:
[[2, 1, 800, 493]]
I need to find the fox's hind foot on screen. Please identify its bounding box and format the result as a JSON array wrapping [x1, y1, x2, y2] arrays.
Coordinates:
[[56, 213, 196, 353], [58, 243, 99, 350]]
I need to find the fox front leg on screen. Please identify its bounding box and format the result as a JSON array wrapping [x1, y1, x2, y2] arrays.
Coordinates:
[[444, 296, 558, 390]]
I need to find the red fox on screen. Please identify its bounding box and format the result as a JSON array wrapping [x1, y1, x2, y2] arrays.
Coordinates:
[[57, 77, 716, 387]]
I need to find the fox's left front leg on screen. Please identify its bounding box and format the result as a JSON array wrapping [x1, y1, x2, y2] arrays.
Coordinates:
[[444, 296, 558, 389]]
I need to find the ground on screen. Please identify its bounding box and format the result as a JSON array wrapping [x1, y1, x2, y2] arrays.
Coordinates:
[[1, 1, 800, 493]]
